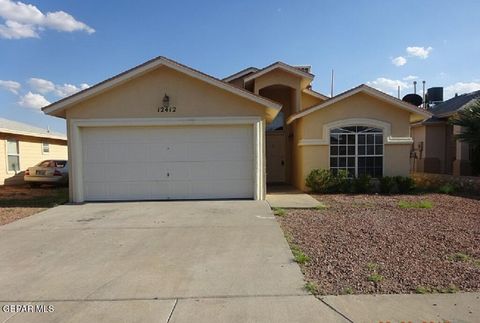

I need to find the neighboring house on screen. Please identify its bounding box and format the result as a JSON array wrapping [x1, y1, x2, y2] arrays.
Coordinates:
[[0, 118, 68, 185], [411, 90, 480, 176], [42, 56, 431, 202]]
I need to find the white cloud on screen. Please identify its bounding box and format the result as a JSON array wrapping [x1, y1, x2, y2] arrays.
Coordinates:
[[54, 82, 90, 97], [403, 75, 418, 81], [406, 46, 433, 59], [0, 0, 94, 39], [0, 20, 37, 38], [0, 79, 21, 94], [367, 77, 410, 96], [18, 91, 50, 109], [392, 56, 407, 66], [444, 82, 480, 99], [28, 77, 89, 97], [28, 77, 55, 94], [44, 11, 94, 33]]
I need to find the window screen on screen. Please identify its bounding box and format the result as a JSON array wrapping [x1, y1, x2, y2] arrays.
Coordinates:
[[330, 126, 383, 178]]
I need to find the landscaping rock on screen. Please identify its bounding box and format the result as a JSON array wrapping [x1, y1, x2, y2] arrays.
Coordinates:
[[279, 193, 480, 295]]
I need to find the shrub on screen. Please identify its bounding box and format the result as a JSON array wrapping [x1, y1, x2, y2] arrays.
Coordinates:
[[438, 183, 457, 194], [395, 176, 415, 193], [306, 169, 333, 193], [332, 169, 350, 193], [305, 169, 350, 193], [379, 176, 396, 194], [352, 175, 373, 193]]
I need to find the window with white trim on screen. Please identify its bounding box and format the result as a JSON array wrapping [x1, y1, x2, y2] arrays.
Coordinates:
[[7, 140, 20, 172], [329, 126, 383, 178], [42, 142, 50, 154]]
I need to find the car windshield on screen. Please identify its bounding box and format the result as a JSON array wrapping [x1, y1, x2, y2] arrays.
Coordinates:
[[37, 160, 53, 167], [37, 160, 67, 168], [54, 161, 67, 168]]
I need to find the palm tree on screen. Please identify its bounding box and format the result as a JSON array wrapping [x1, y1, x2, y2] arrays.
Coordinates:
[[449, 99, 480, 175]]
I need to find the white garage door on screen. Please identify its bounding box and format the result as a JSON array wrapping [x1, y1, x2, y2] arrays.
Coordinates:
[[81, 125, 254, 201]]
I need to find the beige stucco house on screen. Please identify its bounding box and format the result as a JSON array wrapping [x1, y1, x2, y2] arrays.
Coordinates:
[[42, 56, 431, 202], [0, 118, 68, 185], [411, 90, 479, 176]]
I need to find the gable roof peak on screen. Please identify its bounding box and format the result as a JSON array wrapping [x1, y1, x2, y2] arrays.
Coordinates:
[[287, 83, 432, 124], [243, 61, 314, 83], [42, 56, 281, 118]]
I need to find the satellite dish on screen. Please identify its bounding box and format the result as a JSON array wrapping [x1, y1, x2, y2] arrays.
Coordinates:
[[402, 93, 423, 106]]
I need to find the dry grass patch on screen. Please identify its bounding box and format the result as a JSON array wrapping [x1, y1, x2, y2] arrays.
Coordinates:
[[0, 186, 68, 226]]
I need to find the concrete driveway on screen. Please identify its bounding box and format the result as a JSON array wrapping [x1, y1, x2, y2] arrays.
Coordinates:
[[0, 201, 346, 322]]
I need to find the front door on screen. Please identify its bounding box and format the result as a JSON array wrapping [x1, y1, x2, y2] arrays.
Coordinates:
[[266, 132, 286, 183]]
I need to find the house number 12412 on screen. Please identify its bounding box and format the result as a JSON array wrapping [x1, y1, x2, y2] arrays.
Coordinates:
[[159, 106, 176, 112]]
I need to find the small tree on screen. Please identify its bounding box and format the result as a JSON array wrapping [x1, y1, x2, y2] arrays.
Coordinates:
[[449, 99, 480, 175]]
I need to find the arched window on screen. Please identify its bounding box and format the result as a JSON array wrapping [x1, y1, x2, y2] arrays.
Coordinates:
[[329, 126, 383, 178]]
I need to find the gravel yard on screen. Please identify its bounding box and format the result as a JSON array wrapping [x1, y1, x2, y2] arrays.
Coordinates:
[[278, 193, 480, 295], [0, 185, 68, 226]]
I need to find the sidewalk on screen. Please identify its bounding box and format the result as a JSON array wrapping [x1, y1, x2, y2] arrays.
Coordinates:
[[320, 292, 480, 323]]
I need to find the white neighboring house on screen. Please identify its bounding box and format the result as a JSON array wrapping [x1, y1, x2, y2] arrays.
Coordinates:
[[0, 118, 68, 185]]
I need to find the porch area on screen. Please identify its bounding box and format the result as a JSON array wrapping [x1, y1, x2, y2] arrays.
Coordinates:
[[266, 184, 319, 209]]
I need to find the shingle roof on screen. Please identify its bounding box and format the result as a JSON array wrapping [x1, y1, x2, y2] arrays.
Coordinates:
[[0, 118, 67, 140], [429, 90, 480, 117], [222, 67, 259, 82]]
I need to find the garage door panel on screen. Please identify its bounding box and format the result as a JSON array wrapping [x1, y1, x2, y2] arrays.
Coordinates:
[[104, 143, 149, 163], [147, 142, 190, 162], [209, 161, 253, 180], [101, 163, 149, 182], [189, 180, 252, 199], [147, 127, 189, 142], [185, 163, 211, 181], [84, 143, 107, 163], [83, 163, 106, 182], [148, 166, 171, 181], [82, 125, 255, 201], [103, 182, 149, 200], [168, 181, 192, 199], [100, 128, 149, 143], [84, 182, 107, 201], [189, 142, 252, 161], [189, 126, 251, 142]]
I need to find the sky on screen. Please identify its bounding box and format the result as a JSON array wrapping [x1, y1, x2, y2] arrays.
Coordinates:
[[1, 0, 480, 134]]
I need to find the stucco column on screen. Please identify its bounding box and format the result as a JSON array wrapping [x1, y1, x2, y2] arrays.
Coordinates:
[[452, 125, 471, 176], [294, 87, 301, 113]]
